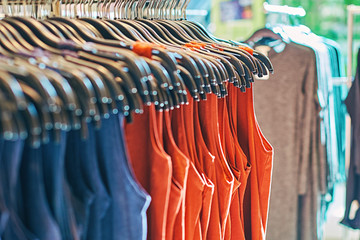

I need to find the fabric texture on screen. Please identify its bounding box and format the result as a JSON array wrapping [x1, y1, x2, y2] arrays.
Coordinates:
[[251, 42, 317, 240]]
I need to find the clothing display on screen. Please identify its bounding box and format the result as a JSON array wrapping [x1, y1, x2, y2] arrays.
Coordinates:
[[245, 25, 347, 240], [0, 1, 276, 240], [342, 48, 360, 230], [1, 113, 150, 240], [125, 83, 274, 240]]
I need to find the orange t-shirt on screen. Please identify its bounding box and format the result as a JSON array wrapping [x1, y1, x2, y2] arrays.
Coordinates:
[[171, 107, 205, 240], [124, 105, 172, 240], [235, 84, 273, 240], [198, 94, 235, 240], [185, 96, 215, 240], [160, 110, 190, 240]]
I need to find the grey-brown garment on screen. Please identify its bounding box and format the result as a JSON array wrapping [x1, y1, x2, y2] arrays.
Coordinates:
[[298, 106, 321, 240], [253, 42, 318, 240]]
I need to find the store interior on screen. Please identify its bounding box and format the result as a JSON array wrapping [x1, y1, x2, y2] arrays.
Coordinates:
[[0, 0, 359, 240]]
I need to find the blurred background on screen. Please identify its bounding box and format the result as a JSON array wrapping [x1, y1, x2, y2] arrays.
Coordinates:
[[187, 0, 360, 74]]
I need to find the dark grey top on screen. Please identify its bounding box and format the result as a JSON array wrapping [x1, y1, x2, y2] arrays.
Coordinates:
[[341, 48, 360, 230]]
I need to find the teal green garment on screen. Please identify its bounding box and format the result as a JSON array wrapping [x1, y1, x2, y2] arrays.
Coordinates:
[[322, 38, 347, 182], [322, 38, 348, 183]]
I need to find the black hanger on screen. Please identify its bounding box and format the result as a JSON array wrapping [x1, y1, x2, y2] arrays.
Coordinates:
[[78, 52, 146, 110], [0, 90, 20, 141], [39, 21, 67, 40], [0, 21, 35, 52], [75, 66, 112, 119], [154, 20, 193, 43], [246, 28, 283, 44], [4, 17, 78, 52], [177, 20, 211, 42], [45, 19, 87, 44], [117, 20, 167, 45], [63, 55, 131, 116], [143, 59, 174, 101], [170, 21, 259, 75], [182, 20, 218, 42], [76, 50, 148, 109], [179, 21, 270, 79], [0, 59, 43, 143], [42, 67, 81, 131], [108, 19, 205, 94], [253, 51, 274, 74], [49, 17, 130, 48], [18, 82, 52, 144], [13, 60, 67, 134], [138, 19, 184, 44], [0, 71, 27, 140]]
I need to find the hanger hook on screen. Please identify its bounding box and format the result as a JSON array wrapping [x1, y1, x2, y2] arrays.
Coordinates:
[[127, 0, 134, 19], [182, 0, 190, 19], [10, 0, 14, 16], [101, 0, 106, 19], [70, 0, 74, 17], [156, 0, 162, 19], [124, 0, 130, 19], [87, 0, 92, 18], [66, 0, 71, 18], [3, 0, 8, 16], [22, 0, 26, 17], [46, 0, 52, 18], [159, 0, 165, 20], [102, 0, 106, 19], [137, 0, 144, 19], [101, 0, 106, 18], [146, 0, 151, 19], [151, 0, 158, 19], [27, 0, 31, 18], [105, 0, 110, 19], [132, 0, 138, 19], [119, 0, 124, 19], [107, 0, 112, 19], [176, 0, 182, 20], [166, 0, 173, 20], [153, 0, 158, 19], [166, 0, 171, 20], [113, 0, 118, 19], [74, 0, 78, 18], [172, 0, 178, 20], [129, 0, 135, 19], [172, 0, 179, 20], [96, 0, 100, 18], [80, 0, 84, 18], [31, 0, 36, 18]]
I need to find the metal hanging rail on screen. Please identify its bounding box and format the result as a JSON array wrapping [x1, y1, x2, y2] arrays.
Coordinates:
[[263, 2, 306, 17]]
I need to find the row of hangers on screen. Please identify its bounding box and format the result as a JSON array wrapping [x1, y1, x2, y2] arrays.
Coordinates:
[[0, 0, 273, 147], [0, 0, 190, 19], [58, 0, 191, 20]]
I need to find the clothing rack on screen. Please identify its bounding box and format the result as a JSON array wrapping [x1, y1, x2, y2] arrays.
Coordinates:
[[0, 1, 277, 240]]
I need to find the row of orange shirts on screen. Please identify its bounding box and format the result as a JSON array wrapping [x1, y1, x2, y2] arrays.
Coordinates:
[[124, 84, 274, 240]]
